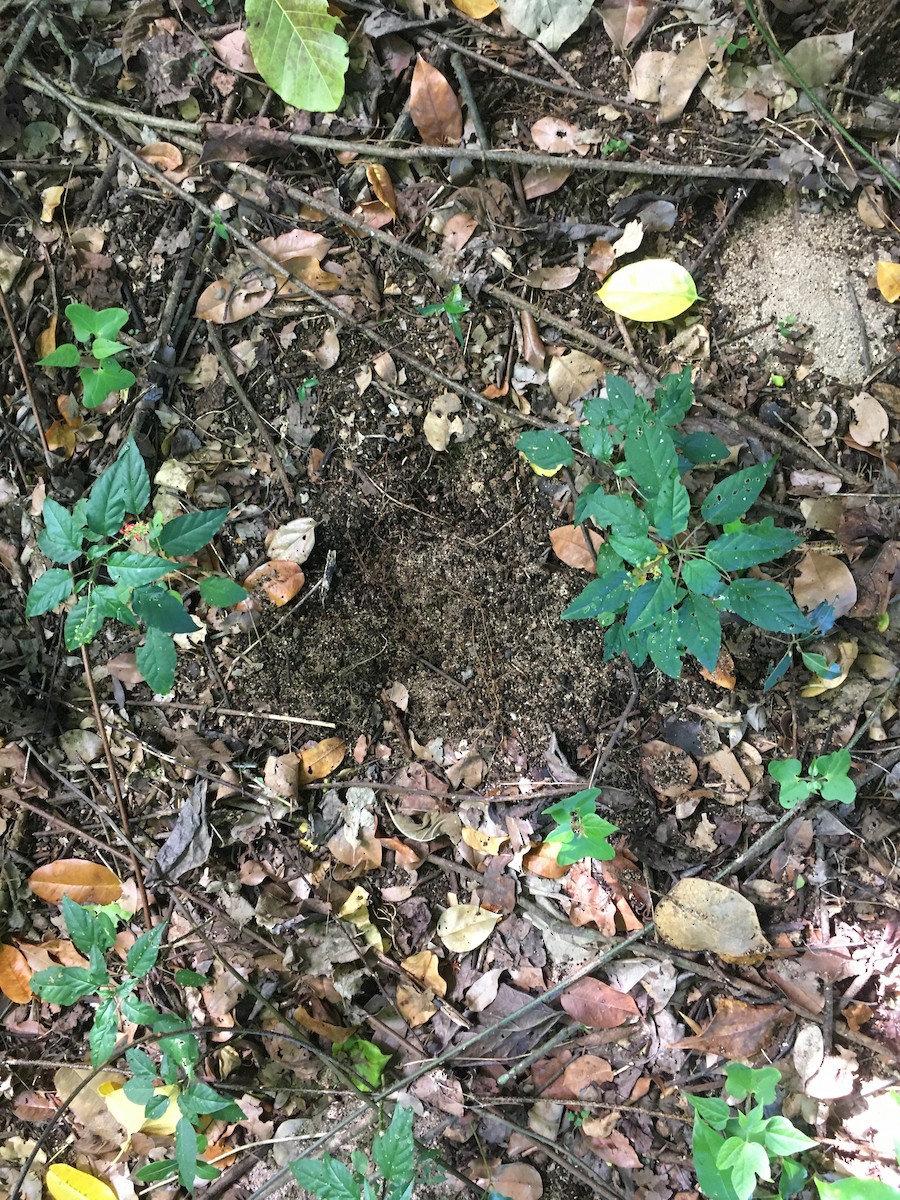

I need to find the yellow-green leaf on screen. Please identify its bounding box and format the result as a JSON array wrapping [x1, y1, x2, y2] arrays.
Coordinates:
[[596, 258, 698, 321], [46, 1164, 118, 1200]]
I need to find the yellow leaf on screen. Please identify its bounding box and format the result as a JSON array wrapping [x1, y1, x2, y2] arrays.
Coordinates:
[[461, 826, 507, 856], [46, 1164, 118, 1200], [396, 981, 437, 1027], [299, 736, 345, 782], [28, 860, 122, 905], [450, 0, 498, 14], [655, 878, 771, 964], [436, 903, 501, 953], [596, 258, 698, 321], [401, 950, 447, 997], [98, 1081, 180, 1136], [338, 886, 387, 951], [876, 260, 900, 303]]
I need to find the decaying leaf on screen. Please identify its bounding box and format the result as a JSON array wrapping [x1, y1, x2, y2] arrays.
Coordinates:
[[136, 141, 183, 171], [793, 552, 858, 619], [213, 29, 258, 72], [655, 878, 771, 964], [848, 392, 889, 445], [560, 977, 640, 1028], [194, 276, 275, 324], [498, 0, 593, 50], [673, 998, 787, 1057], [599, 0, 649, 49], [396, 982, 438, 1026], [531, 117, 590, 157], [523, 840, 570, 879], [265, 516, 316, 563], [299, 737, 346, 782], [550, 525, 604, 572], [876, 260, 900, 303], [641, 740, 697, 798], [402, 950, 447, 996], [548, 350, 605, 404], [522, 165, 572, 199], [437, 903, 501, 952], [28, 860, 122, 906], [338, 886, 386, 951], [489, 1163, 544, 1200], [0, 943, 33, 1003], [243, 561, 305, 606], [450, 0, 499, 15], [423, 393, 465, 451], [409, 58, 462, 147]]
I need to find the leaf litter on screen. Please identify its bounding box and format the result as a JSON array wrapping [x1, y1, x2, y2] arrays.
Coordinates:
[[1, 1, 900, 1198]]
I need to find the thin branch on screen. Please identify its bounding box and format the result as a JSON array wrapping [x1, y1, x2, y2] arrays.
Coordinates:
[[0, 285, 51, 463]]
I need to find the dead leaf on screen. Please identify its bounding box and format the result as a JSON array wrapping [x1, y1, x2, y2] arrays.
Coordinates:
[[581, 1124, 641, 1168], [641, 740, 697, 798], [315, 328, 340, 369], [525, 265, 579, 290], [461, 826, 506, 855], [41, 185, 64, 223], [28, 860, 122, 905], [464, 967, 504, 1011], [599, 0, 649, 48], [848, 392, 889, 445], [630, 50, 672, 102], [655, 878, 771, 964], [613, 218, 644, 258], [242, 561, 305, 606], [793, 552, 858, 619], [522, 166, 572, 199], [213, 29, 258, 72], [564, 861, 617, 934], [548, 350, 604, 404], [586, 239, 616, 281], [673, 998, 787, 1057], [442, 213, 478, 255], [265, 516, 316, 563], [659, 33, 724, 124], [849, 541, 900, 618], [530, 117, 590, 157], [523, 840, 570, 879], [396, 982, 437, 1027], [338, 886, 386, 951], [137, 141, 183, 171], [0, 943, 33, 1003], [299, 737, 346, 782], [550, 525, 603, 572], [876, 260, 900, 303], [402, 950, 447, 997], [194, 276, 274, 324], [520, 312, 546, 370], [799, 636, 858, 698], [366, 164, 397, 215], [490, 1164, 544, 1200], [560, 977, 640, 1028], [701, 747, 751, 804], [857, 186, 888, 230], [437, 903, 501, 952], [555, 1054, 613, 1097], [423, 393, 464, 451], [699, 646, 736, 690], [409, 58, 462, 147]]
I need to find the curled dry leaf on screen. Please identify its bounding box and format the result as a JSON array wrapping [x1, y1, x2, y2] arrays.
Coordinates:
[[409, 58, 462, 147], [366, 164, 397, 215], [194, 276, 274, 324], [522, 165, 572, 199], [613, 218, 644, 258], [673, 998, 787, 1058], [876, 260, 900, 303], [520, 311, 546, 370], [523, 839, 570, 879], [641, 740, 698, 798], [586, 239, 616, 281], [28, 860, 122, 905], [242, 561, 305, 606], [793, 552, 858, 619], [136, 142, 183, 171], [396, 982, 437, 1027], [799, 636, 858, 698], [599, 0, 649, 49], [265, 516, 316, 563], [0, 943, 33, 1003], [490, 1163, 544, 1200], [655, 878, 771, 964], [548, 349, 605, 404], [560, 977, 640, 1028], [531, 117, 590, 156], [550, 525, 604, 572], [525, 265, 579, 290], [437, 903, 501, 952], [299, 737, 346, 783], [848, 392, 889, 445], [315, 328, 340, 369], [699, 646, 736, 690]]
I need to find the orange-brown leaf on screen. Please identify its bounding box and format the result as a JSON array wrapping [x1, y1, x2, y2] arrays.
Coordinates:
[[409, 58, 463, 147], [194, 277, 274, 324], [876, 259, 900, 303], [673, 998, 787, 1057], [0, 943, 33, 1003], [28, 859, 122, 905], [560, 977, 639, 1028], [549, 525, 603, 572], [243, 561, 305, 606], [299, 737, 346, 782], [450, 0, 498, 15], [366, 164, 397, 215]]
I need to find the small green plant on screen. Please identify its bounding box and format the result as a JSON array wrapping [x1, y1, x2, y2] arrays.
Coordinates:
[[29, 896, 244, 1193], [38, 303, 137, 409], [297, 375, 319, 404], [777, 314, 797, 338], [25, 437, 247, 693], [542, 788, 618, 864], [291, 1103, 442, 1200], [686, 1062, 817, 1200], [601, 137, 630, 156], [518, 370, 813, 680], [763, 614, 839, 691], [768, 748, 856, 810], [417, 284, 471, 347]]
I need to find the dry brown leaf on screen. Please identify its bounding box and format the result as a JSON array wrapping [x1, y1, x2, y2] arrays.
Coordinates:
[[699, 646, 736, 690], [556, 1054, 613, 1097], [490, 1164, 544, 1200], [857, 186, 888, 230], [530, 117, 590, 157], [520, 312, 546, 370], [293, 1005, 348, 1043], [581, 1125, 641, 1168], [630, 50, 672, 100], [366, 164, 397, 215], [702, 747, 751, 804], [442, 213, 478, 255], [315, 328, 341, 369], [548, 350, 604, 404], [673, 998, 787, 1057], [655, 878, 771, 964], [564, 861, 617, 934], [402, 950, 447, 997], [409, 58, 462, 147], [793, 552, 858, 619], [586, 239, 616, 281], [598, 0, 649, 48], [849, 541, 900, 618], [560, 977, 640, 1028], [213, 29, 258, 71], [0, 943, 33, 1003], [137, 142, 183, 171], [549, 525, 603, 572], [41, 185, 65, 223], [613, 218, 644, 258], [848, 392, 889, 445], [194, 277, 274, 324], [299, 738, 345, 783], [659, 34, 723, 124], [641, 740, 697, 797], [265, 516, 316, 563], [876, 260, 900, 303], [423, 393, 464, 451], [243, 561, 305, 606], [523, 840, 570, 879], [28, 860, 122, 906], [525, 265, 579, 290], [461, 826, 506, 855], [522, 165, 572, 199], [396, 982, 437, 1027]]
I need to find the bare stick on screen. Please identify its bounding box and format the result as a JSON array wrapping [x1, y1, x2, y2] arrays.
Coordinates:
[[0, 285, 51, 463]]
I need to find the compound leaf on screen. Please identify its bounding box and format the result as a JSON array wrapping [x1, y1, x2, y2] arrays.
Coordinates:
[[701, 458, 775, 526], [245, 0, 349, 113]]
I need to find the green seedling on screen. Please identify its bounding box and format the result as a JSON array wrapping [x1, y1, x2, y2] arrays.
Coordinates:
[[518, 370, 812, 680], [29, 896, 243, 1194], [297, 375, 319, 404], [686, 1062, 816, 1200], [601, 137, 630, 156], [25, 436, 248, 694], [763, 615, 840, 691], [38, 303, 137, 409], [542, 788, 618, 865], [292, 1102, 443, 1200], [769, 374, 785, 388], [417, 283, 470, 346], [777, 314, 797, 338], [210, 209, 229, 240], [768, 748, 856, 810]]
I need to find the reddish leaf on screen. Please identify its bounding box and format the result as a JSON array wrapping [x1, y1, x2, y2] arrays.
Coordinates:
[[673, 998, 787, 1057], [560, 977, 639, 1028], [28, 860, 122, 906], [194, 277, 274, 324], [522, 166, 572, 199], [409, 58, 462, 147], [0, 943, 33, 1003], [586, 239, 616, 281], [550, 525, 603, 573]]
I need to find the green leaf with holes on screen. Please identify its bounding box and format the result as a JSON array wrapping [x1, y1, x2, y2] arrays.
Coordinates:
[[516, 429, 574, 475], [701, 458, 775, 525], [722, 578, 810, 634]]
